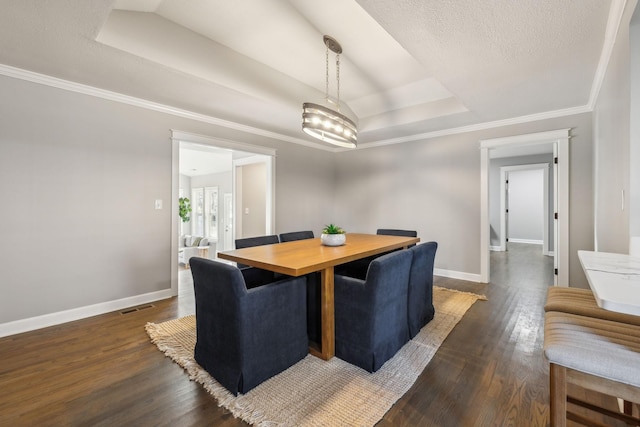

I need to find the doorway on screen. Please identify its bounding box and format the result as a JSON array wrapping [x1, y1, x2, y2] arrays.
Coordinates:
[[170, 131, 276, 295], [480, 129, 570, 286], [499, 163, 551, 255]]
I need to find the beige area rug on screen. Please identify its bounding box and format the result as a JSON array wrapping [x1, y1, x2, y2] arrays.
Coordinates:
[[146, 286, 485, 426]]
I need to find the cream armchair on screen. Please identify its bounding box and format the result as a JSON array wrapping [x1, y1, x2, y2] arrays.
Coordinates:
[[179, 235, 216, 267]]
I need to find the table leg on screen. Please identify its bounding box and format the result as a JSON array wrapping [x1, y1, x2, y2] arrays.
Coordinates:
[[309, 266, 335, 360]]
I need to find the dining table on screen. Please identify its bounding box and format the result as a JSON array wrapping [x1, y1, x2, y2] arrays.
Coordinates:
[[218, 232, 420, 360]]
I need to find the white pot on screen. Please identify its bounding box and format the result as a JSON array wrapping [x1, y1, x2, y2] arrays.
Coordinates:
[[321, 233, 346, 246]]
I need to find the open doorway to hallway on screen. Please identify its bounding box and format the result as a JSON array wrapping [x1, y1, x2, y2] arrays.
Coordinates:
[[485, 139, 556, 286], [170, 131, 276, 295], [480, 129, 570, 286]]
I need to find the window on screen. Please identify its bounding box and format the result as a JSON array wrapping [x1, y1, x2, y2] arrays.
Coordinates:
[[191, 186, 218, 240]]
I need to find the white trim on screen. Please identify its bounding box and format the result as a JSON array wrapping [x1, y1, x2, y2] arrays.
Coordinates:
[[434, 268, 482, 283], [171, 130, 277, 157], [171, 138, 179, 296], [480, 129, 570, 286], [490, 245, 503, 251], [557, 132, 570, 287], [499, 163, 550, 253], [588, 0, 628, 109], [351, 106, 589, 150], [0, 64, 597, 153], [480, 146, 491, 282], [481, 129, 571, 149], [0, 289, 173, 338], [508, 238, 544, 245]]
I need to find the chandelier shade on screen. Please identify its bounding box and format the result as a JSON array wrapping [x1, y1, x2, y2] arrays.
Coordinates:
[[302, 102, 357, 149], [302, 35, 357, 149]]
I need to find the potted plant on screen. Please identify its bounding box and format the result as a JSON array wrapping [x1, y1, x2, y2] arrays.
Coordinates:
[[321, 223, 346, 246], [179, 197, 192, 223]]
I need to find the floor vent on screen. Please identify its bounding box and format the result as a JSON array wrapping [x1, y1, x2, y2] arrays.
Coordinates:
[[120, 304, 155, 315]]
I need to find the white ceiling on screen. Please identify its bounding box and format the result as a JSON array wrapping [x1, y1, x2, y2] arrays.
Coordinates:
[[0, 0, 619, 150]]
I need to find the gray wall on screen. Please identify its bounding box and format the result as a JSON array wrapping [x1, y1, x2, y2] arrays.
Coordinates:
[[629, 7, 640, 243], [10, 10, 638, 322], [240, 162, 267, 238], [0, 73, 335, 325], [489, 154, 554, 248], [335, 112, 594, 287], [274, 143, 336, 237]]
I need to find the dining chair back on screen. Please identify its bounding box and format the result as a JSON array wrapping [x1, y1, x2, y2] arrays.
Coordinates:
[[279, 230, 314, 242], [334, 249, 413, 372], [278, 230, 320, 343], [407, 242, 438, 338], [190, 257, 308, 395], [234, 234, 280, 269], [335, 228, 419, 280], [377, 229, 418, 247]]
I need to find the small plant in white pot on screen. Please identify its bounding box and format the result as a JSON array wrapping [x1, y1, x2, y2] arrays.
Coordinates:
[[321, 224, 346, 246]]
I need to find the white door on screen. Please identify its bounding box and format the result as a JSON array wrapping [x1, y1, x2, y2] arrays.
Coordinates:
[[223, 193, 233, 251]]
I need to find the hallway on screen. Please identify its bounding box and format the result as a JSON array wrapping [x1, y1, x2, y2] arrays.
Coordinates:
[[490, 242, 555, 287]]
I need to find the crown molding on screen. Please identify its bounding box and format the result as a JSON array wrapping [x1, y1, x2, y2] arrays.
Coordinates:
[[587, 0, 628, 109], [0, 63, 335, 152], [354, 106, 588, 151], [1, 63, 592, 153]]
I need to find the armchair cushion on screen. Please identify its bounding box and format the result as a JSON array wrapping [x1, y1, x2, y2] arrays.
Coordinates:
[[334, 249, 413, 372], [190, 257, 308, 395]]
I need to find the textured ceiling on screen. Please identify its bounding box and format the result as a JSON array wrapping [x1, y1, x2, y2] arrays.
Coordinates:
[[0, 0, 618, 150]]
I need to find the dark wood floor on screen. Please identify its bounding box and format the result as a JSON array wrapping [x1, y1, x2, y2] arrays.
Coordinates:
[[0, 243, 628, 426]]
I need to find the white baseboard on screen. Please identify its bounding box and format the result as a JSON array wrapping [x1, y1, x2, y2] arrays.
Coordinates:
[[508, 238, 543, 245], [0, 289, 174, 338], [490, 246, 503, 251], [546, 251, 555, 256], [434, 268, 482, 283]]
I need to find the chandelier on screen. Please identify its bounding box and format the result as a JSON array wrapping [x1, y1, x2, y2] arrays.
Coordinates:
[[302, 35, 357, 149]]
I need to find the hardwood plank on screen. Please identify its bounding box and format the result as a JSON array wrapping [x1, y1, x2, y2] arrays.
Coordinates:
[[0, 243, 630, 426]]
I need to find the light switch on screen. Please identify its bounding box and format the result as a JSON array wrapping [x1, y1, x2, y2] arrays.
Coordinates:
[[244, 207, 249, 215], [155, 199, 163, 210]]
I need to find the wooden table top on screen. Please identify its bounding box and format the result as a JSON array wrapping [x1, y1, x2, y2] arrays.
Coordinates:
[[218, 233, 420, 276]]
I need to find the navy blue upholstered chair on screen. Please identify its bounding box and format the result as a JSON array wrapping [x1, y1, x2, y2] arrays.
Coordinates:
[[279, 230, 314, 242], [376, 228, 418, 248], [336, 228, 418, 280], [234, 235, 279, 268], [234, 235, 280, 284], [334, 249, 413, 372], [407, 242, 438, 338], [278, 230, 321, 344], [190, 257, 308, 395]]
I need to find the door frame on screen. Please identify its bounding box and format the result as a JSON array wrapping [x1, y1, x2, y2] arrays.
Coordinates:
[[499, 163, 550, 254], [170, 130, 276, 295], [480, 129, 570, 286]]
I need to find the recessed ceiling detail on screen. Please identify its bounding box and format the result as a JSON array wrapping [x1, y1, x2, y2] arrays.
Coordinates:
[[0, 0, 617, 148]]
